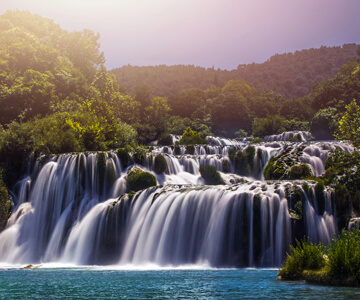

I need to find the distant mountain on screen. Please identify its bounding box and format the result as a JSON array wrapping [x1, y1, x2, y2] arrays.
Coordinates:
[[112, 44, 359, 100]]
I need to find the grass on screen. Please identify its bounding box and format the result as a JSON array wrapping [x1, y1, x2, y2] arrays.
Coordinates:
[[278, 230, 360, 286]]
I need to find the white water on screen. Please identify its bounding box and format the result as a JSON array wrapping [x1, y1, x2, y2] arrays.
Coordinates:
[[0, 139, 348, 267]]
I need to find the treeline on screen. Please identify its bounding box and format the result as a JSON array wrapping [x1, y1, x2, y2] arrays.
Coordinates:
[[112, 44, 359, 99]]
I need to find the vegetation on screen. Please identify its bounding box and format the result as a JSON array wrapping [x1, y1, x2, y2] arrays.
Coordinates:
[[0, 175, 11, 230], [179, 127, 207, 145], [279, 230, 360, 286], [199, 166, 225, 185], [127, 167, 157, 192], [154, 154, 168, 174], [112, 44, 358, 100]]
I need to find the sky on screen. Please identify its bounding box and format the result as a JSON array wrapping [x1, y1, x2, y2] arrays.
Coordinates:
[[0, 0, 359, 70]]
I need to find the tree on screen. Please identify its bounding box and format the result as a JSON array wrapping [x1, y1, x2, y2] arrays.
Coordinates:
[[134, 82, 152, 119], [335, 99, 360, 146], [144, 97, 171, 138]]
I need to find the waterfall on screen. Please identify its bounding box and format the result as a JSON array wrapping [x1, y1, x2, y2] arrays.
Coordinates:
[[0, 140, 343, 267]]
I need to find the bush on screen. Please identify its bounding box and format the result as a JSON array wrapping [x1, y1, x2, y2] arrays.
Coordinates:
[[278, 238, 325, 280], [133, 146, 147, 165], [199, 165, 225, 185], [327, 229, 360, 280], [288, 164, 312, 179], [158, 134, 173, 146], [179, 127, 207, 145], [154, 154, 168, 174], [222, 159, 230, 173], [127, 167, 157, 192], [0, 177, 11, 231]]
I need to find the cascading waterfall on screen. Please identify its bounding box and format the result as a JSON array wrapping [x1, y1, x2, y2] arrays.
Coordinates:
[[0, 140, 343, 267]]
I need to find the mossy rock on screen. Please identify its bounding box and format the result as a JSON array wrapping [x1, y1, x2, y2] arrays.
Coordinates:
[[199, 165, 225, 185], [117, 148, 131, 168], [288, 164, 312, 180], [315, 180, 325, 215], [186, 145, 195, 155], [127, 167, 157, 192], [154, 154, 168, 174], [222, 159, 230, 173], [174, 144, 181, 155], [133, 146, 147, 165]]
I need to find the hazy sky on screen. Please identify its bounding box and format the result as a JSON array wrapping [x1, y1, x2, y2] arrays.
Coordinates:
[[1, 0, 359, 70]]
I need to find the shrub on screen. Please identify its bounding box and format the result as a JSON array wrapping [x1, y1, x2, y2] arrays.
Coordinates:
[[154, 154, 168, 174], [158, 134, 173, 146], [288, 164, 312, 179], [278, 238, 325, 280], [127, 167, 157, 192], [133, 146, 147, 165], [179, 127, 207, 145], [199, 165, 225, 185], [327, 229, 360, 280]]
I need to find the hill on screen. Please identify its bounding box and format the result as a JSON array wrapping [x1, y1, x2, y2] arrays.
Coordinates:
[[112, 44, 359, 99]]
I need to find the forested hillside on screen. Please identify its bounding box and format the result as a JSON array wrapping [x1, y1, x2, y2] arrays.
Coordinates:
[[112, 44, 358, 99]]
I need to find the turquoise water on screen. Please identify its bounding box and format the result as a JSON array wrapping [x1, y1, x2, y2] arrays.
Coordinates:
[[1, 268, 360, 299]]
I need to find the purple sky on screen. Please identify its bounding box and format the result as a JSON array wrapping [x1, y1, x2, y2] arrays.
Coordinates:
[[1, 0, 359, 70]]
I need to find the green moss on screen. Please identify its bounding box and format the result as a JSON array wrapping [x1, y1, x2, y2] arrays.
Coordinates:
[[133, 146, 147, 165], [117, 148, 131, 168], [186, 145, 195, 155], [199, 165, 225, 185], [0, 177, 11, 231], [174, 144, 181, 155], [154, 154, 168, 174], [127, 167, 157, 192], [97, 152, 107, 193], [288, 164, 312, 179], [222, 159, 230, 173], [315, 180, 325, 215], [105, 160, 116, 189], [228, 148, 236, 162]]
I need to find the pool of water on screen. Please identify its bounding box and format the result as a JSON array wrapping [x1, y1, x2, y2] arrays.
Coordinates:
[[1, 267, 360, 299]]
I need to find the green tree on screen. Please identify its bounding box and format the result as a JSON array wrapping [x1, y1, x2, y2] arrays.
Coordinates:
[[335, 99, 360, 146], [144, 97, 171, 138]]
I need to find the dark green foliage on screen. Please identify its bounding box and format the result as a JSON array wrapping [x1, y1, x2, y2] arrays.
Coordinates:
[[117, 148, 131, 168], [222, 159, 230, 173], [186, 145, 195, 155], [288, 164, 312, 179], [310, 107, 339, 140], [263, 157, 286, 180], [112, 44, 358, 100], [179, 127, 206, 145], [154, 155, 167, 174], [228, 148, 236, 162], [174, 144, 181, 155], [0, 176, 11, 231], [327, 230, 360, 281], [132, 146, 147, 165], [97, 152, 106, 193], [199, 166, 225, 185], [252, 115, 285, 137], [278, 238, 325, 280], [127, 168, 157, 192], [157, 134, 173, 146], [314, 180, 325, 215]]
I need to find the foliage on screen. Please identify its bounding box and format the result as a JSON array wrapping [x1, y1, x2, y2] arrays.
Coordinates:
[[278, 238, 325, 280], [132, 146, 147, 165], [327, 229, 360, 280], [154, 155, 168, 174], [117, 148, 131, 168], [157, 134, 173, 146], [179, 127, 207, 145], [199, 165, 225, 185], [310, 107, 339, 140], [144, 97, 171, 138], [0, 175, 11, 231], [112, 44, 358, 100], [127, 167, 157, 192], [288, 164, 312, 180], [335, 99, 360, 146], [252, 115, 285, 137]]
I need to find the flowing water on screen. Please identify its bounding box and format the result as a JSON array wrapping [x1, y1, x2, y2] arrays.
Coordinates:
[[0, 135, 355, 297]]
